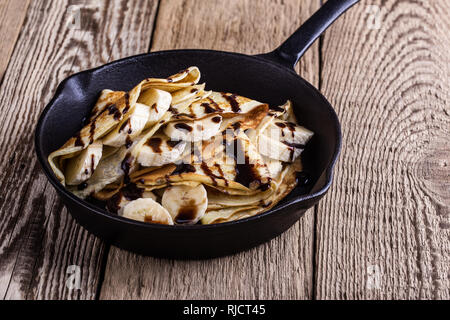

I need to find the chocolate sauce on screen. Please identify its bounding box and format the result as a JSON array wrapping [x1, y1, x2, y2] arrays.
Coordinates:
[[174, 123, 193, 132], [282, 141, 305, 149], [119, 118, 131, 132], [90, 154, 95, 174], [190, 88, 198, 93], [275, 122, 286, 128], [223, 138, 268, 189], [125, 136, 133, 149], [231, 122, 241, 131], [213, 163, 228, 186], [211, 116, 221, 123], [121, 153, 133, 183], [107, 103, 121, 120], [207, 97, 222, 111], [235, 156, 260, 189], [167, 140, 182, 148], [84, 102, 118, 146], [201, 102, 216, 114], [144, 216, 165, 224], [286, 122, 296, 138], [123, 93, 131, 114], [85, 104, 115, 145], [77, 182, 88, 190], [106, 192, 121, 213], [175, 203, 197, 224], [106, 183, 144, 213], [152, 103, 158, 113], [146, 137, 162, 153], [89, 120, 96, 144], [173, 163, 196, 175], [107, 103, 118, 115], [168, 106, 178, 114], [259, 183, 270, 191], [200, 162, 219, 185], [284, 140, 305, 161], [122, 182, 144, 200], [74, 134, 84, 147], [188, 104, 194, 117], [222, 93, 240, 113], [214, 163, 225, 178], [175, 112, 193, 119]]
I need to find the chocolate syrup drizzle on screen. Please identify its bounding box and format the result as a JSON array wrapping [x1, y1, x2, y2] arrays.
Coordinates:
[[221, 136, 269, 189], [201, 103, 216, 114], [106, 182, 144, 213], [172, 163, 196, 175], [146, 137, 162, 153], [221, 93, 241, 113], [174, 123, 193, 132], [211, 116, 221, 123]]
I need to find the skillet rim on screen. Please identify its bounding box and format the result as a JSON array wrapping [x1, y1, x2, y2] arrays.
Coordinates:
[[34, 48, 341, 230]]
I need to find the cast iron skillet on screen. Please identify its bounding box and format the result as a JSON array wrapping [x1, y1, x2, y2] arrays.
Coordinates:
[[35, 0, 359, 258]]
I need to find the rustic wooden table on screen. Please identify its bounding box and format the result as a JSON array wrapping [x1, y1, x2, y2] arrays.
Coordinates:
[[0, 0, 448, 300]]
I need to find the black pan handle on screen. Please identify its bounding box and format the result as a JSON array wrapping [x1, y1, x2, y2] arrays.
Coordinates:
[[258, 0, 359, 68]]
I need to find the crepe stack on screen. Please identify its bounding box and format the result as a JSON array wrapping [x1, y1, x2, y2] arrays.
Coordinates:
[[48, 67, 314, 225]]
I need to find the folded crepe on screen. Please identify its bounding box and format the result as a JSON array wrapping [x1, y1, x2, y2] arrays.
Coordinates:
[[48, 66, 314, 225]]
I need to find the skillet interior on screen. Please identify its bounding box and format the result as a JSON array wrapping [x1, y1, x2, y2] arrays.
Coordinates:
[[35, 50, 341, 258]]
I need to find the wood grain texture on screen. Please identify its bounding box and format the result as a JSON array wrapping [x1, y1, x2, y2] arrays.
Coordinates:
[[99, 0, 320, 300], [0, 0, 30, 82], [315, 0, 450, 299], [0, 0, 158, 299], [2, 0, 447, 301]]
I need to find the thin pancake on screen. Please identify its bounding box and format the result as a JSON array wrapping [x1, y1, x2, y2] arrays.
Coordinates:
[[48, 66, 313, 226], [48, 67, 201, 185]]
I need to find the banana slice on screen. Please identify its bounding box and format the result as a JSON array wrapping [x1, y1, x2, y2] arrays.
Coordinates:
[[258, 134, 302, 162], [110, 190, 157, 214], [121, 198, 174, 225], [161, 184, 208, 224], [138, 88, 172, 127], [102, 103, 150, 147], [258, 120, 313, 162], [263, 120, 313, 146], [65, 141, 103, 185], [163, 115, 222, 142], [137, 134, 187, 167]]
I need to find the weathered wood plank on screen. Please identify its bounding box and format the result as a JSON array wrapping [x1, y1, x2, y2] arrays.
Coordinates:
[[100, 0, 320, 300], [0, 0, 158, 299], [0, 0, 30, 82], [315, 0, 450, 299]]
